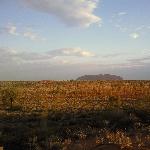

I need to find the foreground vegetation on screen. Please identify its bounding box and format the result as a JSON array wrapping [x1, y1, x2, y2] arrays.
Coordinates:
[[0, 80, 150, 150]]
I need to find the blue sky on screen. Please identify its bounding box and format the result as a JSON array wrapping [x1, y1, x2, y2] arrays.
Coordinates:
[[0, 0, 150, 80]]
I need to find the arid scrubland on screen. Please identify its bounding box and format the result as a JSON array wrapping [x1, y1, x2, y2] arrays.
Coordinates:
[[0, 81, 150, 150]]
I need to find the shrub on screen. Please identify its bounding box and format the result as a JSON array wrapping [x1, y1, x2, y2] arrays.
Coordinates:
[[0, 88, 17, 110]]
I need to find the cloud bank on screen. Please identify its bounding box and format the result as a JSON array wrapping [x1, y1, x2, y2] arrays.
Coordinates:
[[48, 48, 95, 57], [0, 47, 95, 64], [0, 47, 150, 80], [24, 0, 101, 27]]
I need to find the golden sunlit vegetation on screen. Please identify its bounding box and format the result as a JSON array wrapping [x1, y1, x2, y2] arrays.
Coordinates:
[[0, 80, 150, 150]]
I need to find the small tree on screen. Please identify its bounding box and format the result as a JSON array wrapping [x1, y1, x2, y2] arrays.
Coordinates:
[[0, 87, 17, 110]]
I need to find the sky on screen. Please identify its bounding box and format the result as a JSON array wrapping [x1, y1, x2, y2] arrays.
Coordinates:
[[0, 0, 150, 80]]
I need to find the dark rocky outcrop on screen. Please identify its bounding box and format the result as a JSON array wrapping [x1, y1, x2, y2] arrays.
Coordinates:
[[77, 74, 123, 81]]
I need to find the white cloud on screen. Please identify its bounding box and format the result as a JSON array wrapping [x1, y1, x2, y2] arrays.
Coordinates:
[[23, 31, 46, 41], [0, 47, 95, 65], [129, 32, 140, 39], [48, 47, 95, 57], [5, 24, 19, 36], [23, 0, 101, 27], [80, 51, 95, 57], [135, 25, 145, 31], [23, 31, 37, 41], [59, 59, 70, 65], [0, 23, 46, 41], [118, 12, 127, 16], [7, 25, 18, 35]]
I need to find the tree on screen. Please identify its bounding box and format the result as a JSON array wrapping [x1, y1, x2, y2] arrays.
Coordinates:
[[0, 87, 17, 110]]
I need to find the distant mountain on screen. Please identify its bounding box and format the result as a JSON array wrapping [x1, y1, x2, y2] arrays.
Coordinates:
[[76, 74, 123, 80]]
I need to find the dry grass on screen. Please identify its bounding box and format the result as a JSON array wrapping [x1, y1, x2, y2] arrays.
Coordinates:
[[0, 80, 150, 150]]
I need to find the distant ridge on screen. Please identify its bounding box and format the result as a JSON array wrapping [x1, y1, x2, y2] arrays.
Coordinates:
[[76, 74, 123, 80]]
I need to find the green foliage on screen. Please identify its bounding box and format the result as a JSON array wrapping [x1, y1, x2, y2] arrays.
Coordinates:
[[0, 87, 17, 110]]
